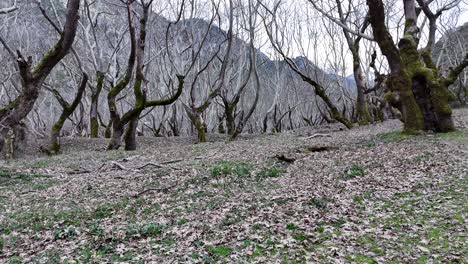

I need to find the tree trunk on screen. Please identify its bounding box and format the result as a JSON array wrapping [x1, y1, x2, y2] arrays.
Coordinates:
[[353, 57, 371, 125], [366, 0, 460, 133], [90, 71, 105, 138], [225, 103, 236, 136], [104, 120, 112, 138], [218, 116, 226, 134], [195, 117, 207, 143], [186, 110, 207, 143], [108, 124, 124, 150], [50, 112, 68, 154], [367, 0, 425, 133], [124, 117, 139, 151]]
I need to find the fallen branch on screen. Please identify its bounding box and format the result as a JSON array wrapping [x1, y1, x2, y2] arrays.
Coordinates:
[[132, 183, 177, 198], [275, 154, 296, 163], [136, 162, 181, 171], [111, 161, 128, 170], [137, 163, 166, 170], [120, 155, 141, 162], [305, 146, 338, 152], [97, 163, 107, 171], [97, 161, 129, 172], [0, 5, 18, 15], [160, 158, 184, 165], [67, 169, 91, 175], [304, 133, 332, 139], [20, 190, 36, 196]]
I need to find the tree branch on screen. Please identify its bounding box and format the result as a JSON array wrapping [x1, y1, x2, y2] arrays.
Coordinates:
[[443, 53, 468, 87], [0, 3, 17, 15], [308, 0, 374, 41]]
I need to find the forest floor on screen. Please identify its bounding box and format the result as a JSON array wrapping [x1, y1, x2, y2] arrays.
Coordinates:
[[0, 109, 467, 264]]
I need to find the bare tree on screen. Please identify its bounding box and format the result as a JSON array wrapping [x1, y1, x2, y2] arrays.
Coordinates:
[[0, 0, 81, 152], [261, 1, 353, 129], [182, 0, 234, 143], [225, 0, 260, 140], [309, 0, 373, 125]]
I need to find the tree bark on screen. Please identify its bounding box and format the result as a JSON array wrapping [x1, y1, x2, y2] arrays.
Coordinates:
[[90, 71, 105, 138]]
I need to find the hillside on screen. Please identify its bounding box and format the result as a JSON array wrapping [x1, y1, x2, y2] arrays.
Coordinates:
[[0, 108, 466, 262]]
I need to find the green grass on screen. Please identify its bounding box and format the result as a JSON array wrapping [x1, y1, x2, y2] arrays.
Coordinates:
[[292, 232, 307, 242], [207, 245, 232, 257], [177, 218, 188, 225], [138, 223, 165, 238], [378, 131, 413, 142], [344, 164, 365, 179], [436, 130, 468, 144], [346, 254, 377, 263], [0, 167, 49, 186], [32, 159, 53, 169], [257, 166, 283, 178], [7, 257, 22, 264], [211, 161, 251, 177]]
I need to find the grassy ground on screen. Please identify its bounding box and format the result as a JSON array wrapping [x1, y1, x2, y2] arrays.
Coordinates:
[[0, 109, 467, 263]]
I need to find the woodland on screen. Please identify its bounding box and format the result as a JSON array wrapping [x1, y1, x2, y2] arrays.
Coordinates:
[[0, 0, 467, 262]]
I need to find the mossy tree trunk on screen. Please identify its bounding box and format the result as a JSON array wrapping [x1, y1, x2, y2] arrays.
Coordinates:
[[48, 74, 88, 154], [90, 71, 105, 138], [352, 50, 372, 125], [366, 0, 466, 133], [108, 126, 124, 150], [186, 110, 208, 143], [123, 118, 139, 151], [224, 102, 236, 136]]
